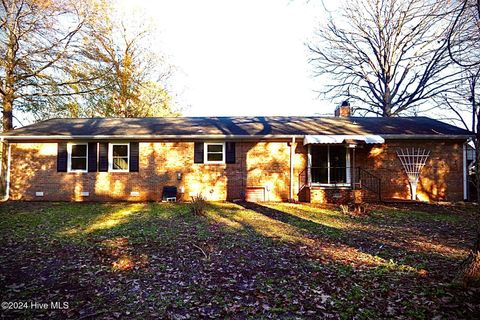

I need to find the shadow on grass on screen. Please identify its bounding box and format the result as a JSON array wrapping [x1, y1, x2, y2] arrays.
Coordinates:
[[0, 201, 477, 319], [234, 202, 468, 273]]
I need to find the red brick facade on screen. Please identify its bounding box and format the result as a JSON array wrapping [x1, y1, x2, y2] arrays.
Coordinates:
[[7, 139, 466, 203], [8, 141, 306, 202]]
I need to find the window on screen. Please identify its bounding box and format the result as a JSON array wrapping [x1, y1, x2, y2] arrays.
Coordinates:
[[310, 145, 349, 185], [204, 142, 225, 164], [109, 143, 129, 172], [68, 143, 88, 172]]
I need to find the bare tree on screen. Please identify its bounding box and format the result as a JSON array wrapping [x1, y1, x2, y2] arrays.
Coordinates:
[[308, 0, 460, 117], [446, 0, 480, 286], [0, 0, 98, 131]]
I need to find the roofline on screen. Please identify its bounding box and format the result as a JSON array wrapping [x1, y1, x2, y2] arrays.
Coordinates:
[[381, 134, 473, 139], [0, 134, 305, 140], [0, 134, 473, 140]]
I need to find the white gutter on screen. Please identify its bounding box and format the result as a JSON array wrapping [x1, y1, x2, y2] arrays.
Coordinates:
[[289, 136, 296, 201], [0, 134, 306, 140], [1, 141, 11, 202], [379, 134, 473, 140], [0, 134, 473, 141]]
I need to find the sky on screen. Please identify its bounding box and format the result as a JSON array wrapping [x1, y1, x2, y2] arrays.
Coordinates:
[[117, 0, 337, 117]]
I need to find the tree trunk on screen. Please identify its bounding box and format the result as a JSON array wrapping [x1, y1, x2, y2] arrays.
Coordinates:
[[3, 8, 17, 132], [457, 115, 480, 287], [458, 226, 480, 286], [2, 96, 13, 132], [476, 127, 480, 204]]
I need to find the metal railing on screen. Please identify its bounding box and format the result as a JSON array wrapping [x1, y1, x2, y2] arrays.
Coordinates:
[[355, 167, 381, 200], [298, 166, 382, 200]]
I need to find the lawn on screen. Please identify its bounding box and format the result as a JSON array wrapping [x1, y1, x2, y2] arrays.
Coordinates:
[[0, 201, 479, 319]]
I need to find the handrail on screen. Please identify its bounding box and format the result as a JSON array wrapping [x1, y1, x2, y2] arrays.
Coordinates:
[[298, 166, 382, 201], [355, 167, 381, 200], [298, 168, 308, 192]]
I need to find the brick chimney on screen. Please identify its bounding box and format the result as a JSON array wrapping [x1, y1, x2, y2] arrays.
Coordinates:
[[334, 100, 351, 117]]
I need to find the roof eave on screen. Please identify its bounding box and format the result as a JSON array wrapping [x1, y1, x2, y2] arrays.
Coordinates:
[[0, 134, 305, 140], [0, 133, 473, 141], [380, 134, 473, 140]]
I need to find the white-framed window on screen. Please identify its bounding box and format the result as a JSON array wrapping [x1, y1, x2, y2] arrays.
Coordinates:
[[204, 142, 225, 164], [308, 145, 350, 186], [68, 143, 88, 172], [109, 143, 130, 172]]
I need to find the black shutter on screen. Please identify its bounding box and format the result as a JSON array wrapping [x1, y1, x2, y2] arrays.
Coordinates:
[[226, 142, 236, 164], [88, 142, 97, 172], [130, 142, 139, 172], [57, 143, 68, 172], [98, 142, 109, 172], [194, 142, 204, 163]]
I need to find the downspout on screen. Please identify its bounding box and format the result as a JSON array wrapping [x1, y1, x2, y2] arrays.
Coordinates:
[[289, 136, 296, 202], [1, 139, 11, 202]]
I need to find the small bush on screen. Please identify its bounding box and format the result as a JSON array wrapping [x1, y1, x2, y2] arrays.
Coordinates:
[[339, 202, 370, 217], [190, 193, 207, 215]]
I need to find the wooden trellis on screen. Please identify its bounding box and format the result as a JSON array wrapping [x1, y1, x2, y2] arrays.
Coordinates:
[[396, 148, 430, 200]]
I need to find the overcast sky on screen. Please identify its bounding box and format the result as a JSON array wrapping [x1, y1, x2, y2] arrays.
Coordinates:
[[118, 0, 338, 117]]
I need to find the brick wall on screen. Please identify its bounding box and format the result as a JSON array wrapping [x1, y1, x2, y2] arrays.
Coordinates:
[[354, 140, 465, 202], [301, 140, 465, 204], [8, 141, 306, 202], [7, 139, 465, 202]]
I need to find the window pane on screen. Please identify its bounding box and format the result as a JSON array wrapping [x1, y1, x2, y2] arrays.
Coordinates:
[[113, 157, 129, 170], [71, 144, 87, 157], [207, 144, 223, 153], [113, 145, 128, 157], [207, 153, 223, 162], [311, 168, 328, 184], [330, 146, 347, 183], [330, 146, 346, 168], [71, 158, 87, 170], [311, 146, 328, 183]]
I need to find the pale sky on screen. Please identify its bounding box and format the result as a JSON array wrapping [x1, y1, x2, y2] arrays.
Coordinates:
[[118, 0, 337, 117]]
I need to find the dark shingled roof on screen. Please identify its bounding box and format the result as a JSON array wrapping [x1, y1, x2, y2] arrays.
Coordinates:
[[1, 116, 472, 138]]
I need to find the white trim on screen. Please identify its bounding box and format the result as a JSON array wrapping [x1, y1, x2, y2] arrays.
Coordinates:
[[463, 143, 468, 200], [307, 145, 312, 186], [289, 137, 296, 201], [308, 144, 351, 187], [204, 142, 225, 164], [304, 134, 385, 145], [67, 143, 88, 173], [0, 134, 473, 141], [346, 149, 351, 184], [109, 143, 130, 172], [1, 142, 11, 201]]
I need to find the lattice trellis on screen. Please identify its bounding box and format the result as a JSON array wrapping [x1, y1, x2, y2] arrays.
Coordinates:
[[397, 148, 430, 200]]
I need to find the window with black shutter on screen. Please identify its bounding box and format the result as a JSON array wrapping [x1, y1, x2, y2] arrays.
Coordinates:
[[68, 143, 88, 172], [204, 142, 225, 164]]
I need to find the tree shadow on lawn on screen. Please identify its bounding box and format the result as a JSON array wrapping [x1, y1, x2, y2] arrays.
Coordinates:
[[236, 202, 473, 277], [0, 201, 479, 319]]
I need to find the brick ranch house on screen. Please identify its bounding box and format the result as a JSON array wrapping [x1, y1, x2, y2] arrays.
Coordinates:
[[0, 104, 473, 203]]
